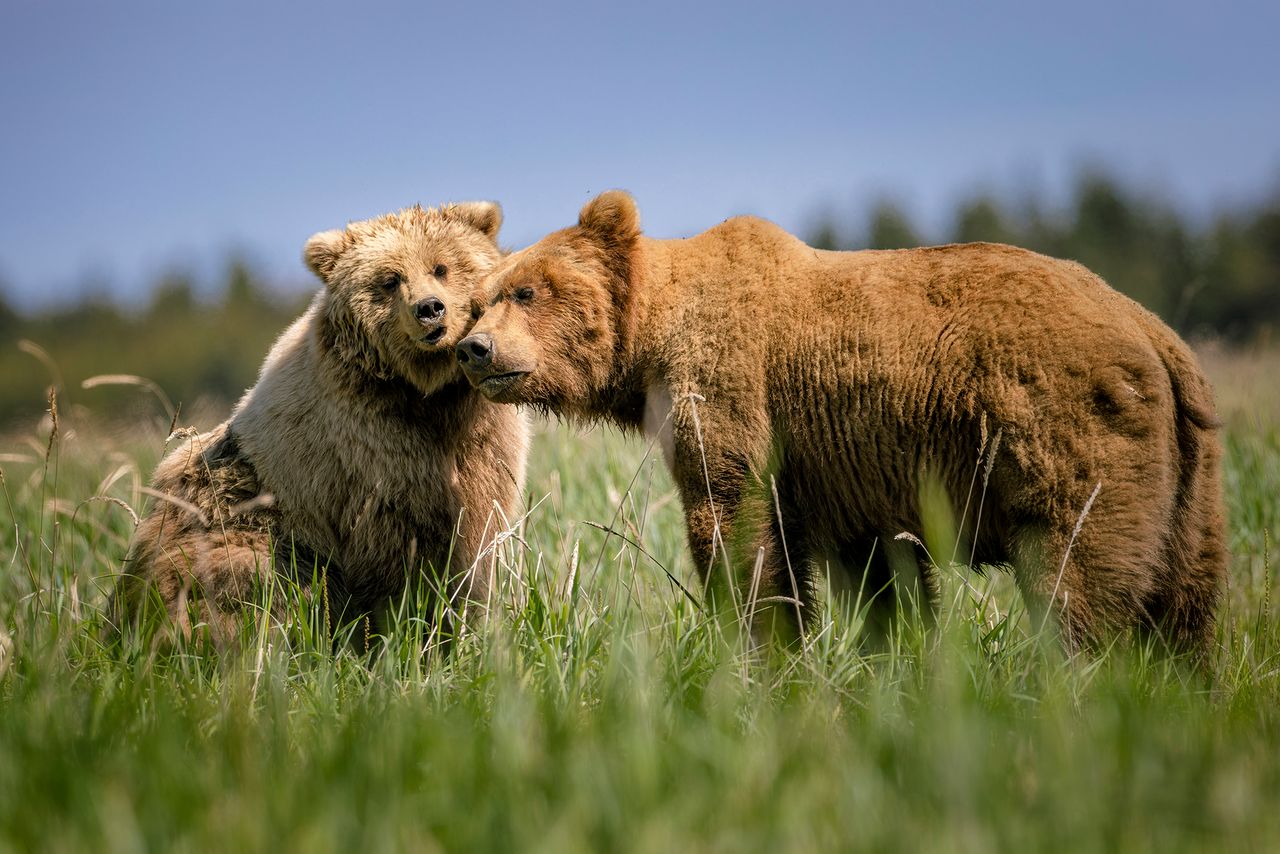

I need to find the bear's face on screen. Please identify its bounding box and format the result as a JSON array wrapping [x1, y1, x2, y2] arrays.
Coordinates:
[[458, 191, 638, 410], [305, 202, 502, 394]]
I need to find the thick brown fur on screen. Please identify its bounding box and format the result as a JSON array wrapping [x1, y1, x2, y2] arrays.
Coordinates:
[[113, 203, 529, 646], [460, 190, 1227, 658]]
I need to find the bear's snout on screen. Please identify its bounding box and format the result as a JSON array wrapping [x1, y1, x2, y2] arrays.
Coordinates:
[[414, 297, 446, 325], [456, 332, 532, 399], [456, 333, 494, 369]]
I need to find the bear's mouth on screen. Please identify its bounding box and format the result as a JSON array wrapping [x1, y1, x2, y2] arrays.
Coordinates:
[[478, 370, 530, 397], [419, 326, 447, 347]]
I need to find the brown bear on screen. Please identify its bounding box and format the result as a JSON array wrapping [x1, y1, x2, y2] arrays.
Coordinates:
[[457, 190, 1226, 657], [113, 202, 529, 646]]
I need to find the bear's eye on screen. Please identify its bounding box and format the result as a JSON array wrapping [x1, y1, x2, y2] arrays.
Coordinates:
[[514, 286, 535, 303], [433, 264, 448, 278], [380, 272, 402, 292]]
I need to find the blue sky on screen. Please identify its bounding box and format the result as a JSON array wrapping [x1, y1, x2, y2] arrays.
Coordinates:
[[2, 0, 1277, 308]]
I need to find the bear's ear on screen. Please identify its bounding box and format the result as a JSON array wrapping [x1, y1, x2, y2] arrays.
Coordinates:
[[304, 229, 350, 280], [578, 190, 640, 245], [444, 201, 503, 241]]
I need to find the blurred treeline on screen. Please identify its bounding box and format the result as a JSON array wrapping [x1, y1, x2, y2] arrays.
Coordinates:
[[812, 172, 1280, 341], [2, 171, 1279, 429], [0, 262, 311, 430]]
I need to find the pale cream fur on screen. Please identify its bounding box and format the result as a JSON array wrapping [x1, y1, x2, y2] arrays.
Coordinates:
[[113, 203, 528, 645]]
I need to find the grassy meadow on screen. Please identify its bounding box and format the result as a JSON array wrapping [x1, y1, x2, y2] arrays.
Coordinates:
[[2, 346, 1279, 852]]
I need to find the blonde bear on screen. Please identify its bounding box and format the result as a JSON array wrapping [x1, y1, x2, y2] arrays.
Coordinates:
[[115, 202, 528, 645]]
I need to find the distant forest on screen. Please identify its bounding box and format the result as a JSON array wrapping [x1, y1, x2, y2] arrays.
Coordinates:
[[809, 172, 1280, 340], [2, 172, 1278, 428]]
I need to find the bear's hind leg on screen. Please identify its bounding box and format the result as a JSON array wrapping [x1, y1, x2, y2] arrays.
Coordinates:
[[1008, 515, 1160, 655], [1140, 510, 1228, 663], [125, 522, 277, 650], [834, 535, 936, 645], [1143, 431, 1228, 664]]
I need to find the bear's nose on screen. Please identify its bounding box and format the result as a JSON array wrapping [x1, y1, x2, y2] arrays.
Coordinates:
[[456, 333, 494, 368], [414, 297, 446, 323]]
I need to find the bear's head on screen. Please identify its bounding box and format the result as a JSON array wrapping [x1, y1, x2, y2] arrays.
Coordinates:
[[304, 202, 503, 395], [457, 191, 639, 413]]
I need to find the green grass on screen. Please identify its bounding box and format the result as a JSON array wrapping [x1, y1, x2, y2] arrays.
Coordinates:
[[2, 361, 1279, 853]]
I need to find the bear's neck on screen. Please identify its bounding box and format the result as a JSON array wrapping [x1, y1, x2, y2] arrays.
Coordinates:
[[321, 347, 480, 429], [581, 236, 675, 432], [314, 313, 468, 413]]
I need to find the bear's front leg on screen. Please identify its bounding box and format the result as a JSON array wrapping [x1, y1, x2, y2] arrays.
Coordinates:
[[669, 398, 809, 641]]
